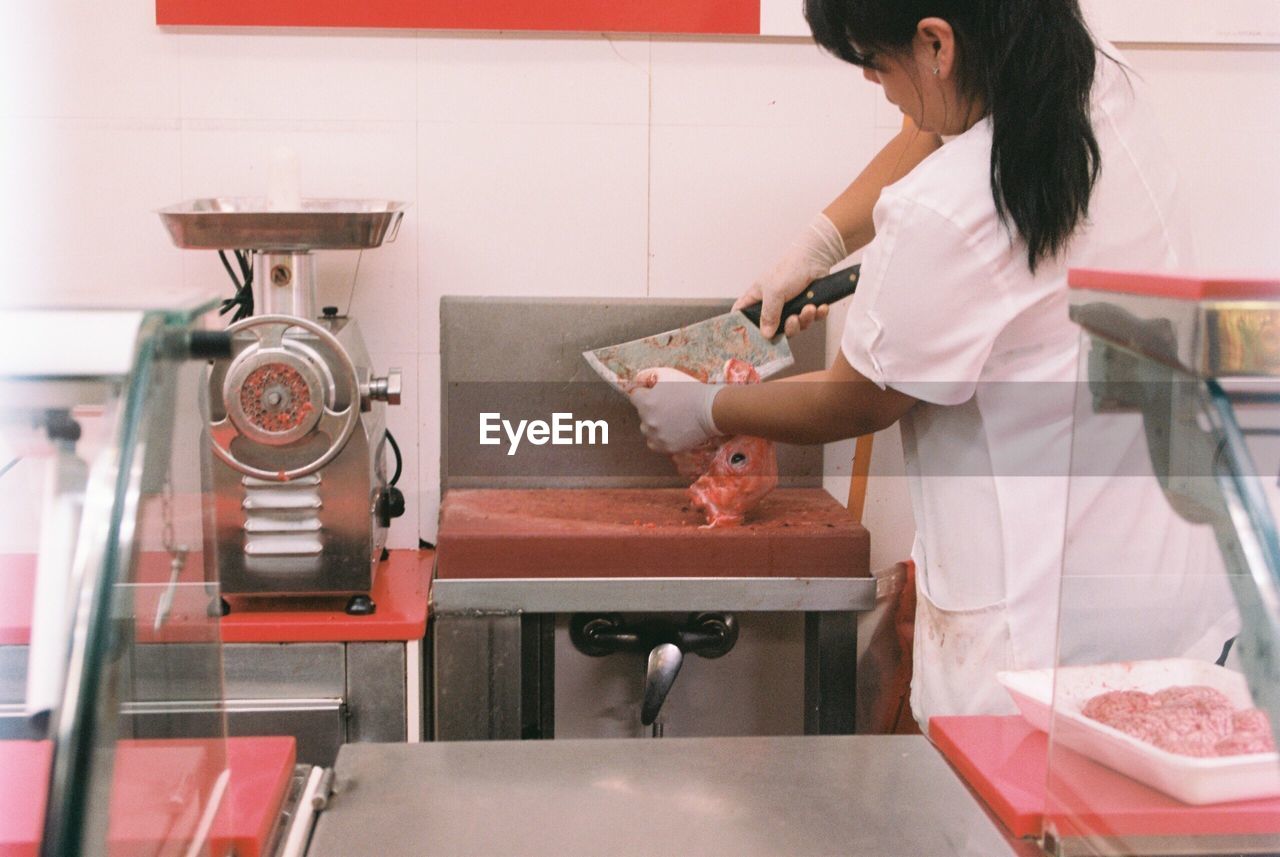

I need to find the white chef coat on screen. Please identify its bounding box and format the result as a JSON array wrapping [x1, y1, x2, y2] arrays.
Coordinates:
[[841, 44, 1239, 728]]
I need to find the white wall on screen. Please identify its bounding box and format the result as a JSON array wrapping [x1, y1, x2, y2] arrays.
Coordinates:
[[3, 0, 1278, 560]]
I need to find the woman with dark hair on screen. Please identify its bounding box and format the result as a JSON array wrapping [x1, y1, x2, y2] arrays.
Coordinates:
[[630, 1, 1234, 727]]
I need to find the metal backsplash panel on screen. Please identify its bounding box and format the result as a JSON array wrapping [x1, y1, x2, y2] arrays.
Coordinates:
[[440, 296, 826, 491]]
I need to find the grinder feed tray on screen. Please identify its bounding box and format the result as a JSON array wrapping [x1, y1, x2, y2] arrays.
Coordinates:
[[159, 197, 406, 251]]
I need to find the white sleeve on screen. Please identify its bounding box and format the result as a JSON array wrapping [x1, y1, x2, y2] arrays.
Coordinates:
[[840, 193, 1014, 406]]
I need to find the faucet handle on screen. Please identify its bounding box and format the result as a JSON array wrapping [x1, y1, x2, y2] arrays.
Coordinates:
[[569, 613, 640, 656], [675, 613, 739, 658], [642, 643, 684, 727]]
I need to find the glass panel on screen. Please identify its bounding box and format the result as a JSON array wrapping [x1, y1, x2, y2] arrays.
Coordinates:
[[1040, 331, 1280, 856], [0, 299, 231, 857]]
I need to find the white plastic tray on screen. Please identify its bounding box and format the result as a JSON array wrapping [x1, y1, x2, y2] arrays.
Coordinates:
[[997, 659, 1280, 805]]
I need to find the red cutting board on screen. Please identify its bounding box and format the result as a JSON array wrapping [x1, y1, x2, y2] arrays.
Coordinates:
[[435, 488, 869, 579], [211, 737, 297, 857], [0, 549, 430, 646], [1068, 269, 1280, 301], [932, 715, 1280, 840], [0, 741, 51, 857], [0, 736, 294, 857]]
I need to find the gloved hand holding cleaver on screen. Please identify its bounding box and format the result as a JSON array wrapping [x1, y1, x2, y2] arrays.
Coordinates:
[[583, 264, 861, 392]]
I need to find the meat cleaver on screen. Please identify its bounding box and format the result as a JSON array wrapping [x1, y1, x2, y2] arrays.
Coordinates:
[[583, 264, 861, 392]]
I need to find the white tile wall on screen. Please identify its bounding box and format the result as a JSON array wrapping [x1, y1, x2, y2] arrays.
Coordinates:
[[2, 0, 180, 120], [176, 120, 419, 199], [2, 118, 185, 306], [416, 120, 650, 353], [2, 13, 1278, 559], [178, 30, 418, 122], [647, 122, 878, 299], [418, 33, 650, 125], [649, 38, 876, 130], [1122, 45, 1280, 272]]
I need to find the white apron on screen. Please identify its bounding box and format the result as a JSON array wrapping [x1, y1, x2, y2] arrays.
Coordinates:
[[909, 535, 1019, 729]]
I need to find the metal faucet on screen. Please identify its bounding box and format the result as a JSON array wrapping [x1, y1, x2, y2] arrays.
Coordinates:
[[642, 643, 684, 727], [569, 612, 740, 731]]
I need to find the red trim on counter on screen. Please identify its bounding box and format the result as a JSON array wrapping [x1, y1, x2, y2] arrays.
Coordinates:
[[1, 549, 430, 645], [156, 0, 760, 34], [0, 737, 295, 857], [930, 716, 1045, 837], [932, 715, 1280, 839], [1069, 269, 1280, 300], [219, 548, 430, 643], [211, 737, 297, 857], [107, 740, 234, 851], [0, 741, 50, 857]]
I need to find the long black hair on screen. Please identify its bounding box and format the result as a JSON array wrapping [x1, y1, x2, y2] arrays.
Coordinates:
[[805, 0, 1101, 273]]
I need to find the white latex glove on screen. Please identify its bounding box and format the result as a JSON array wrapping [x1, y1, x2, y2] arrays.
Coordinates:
[[734, 212, 847, 338], [629, 368, 724, 455]]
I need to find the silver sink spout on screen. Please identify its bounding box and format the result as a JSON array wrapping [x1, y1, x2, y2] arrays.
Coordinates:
[[642, 643, 684, 727]]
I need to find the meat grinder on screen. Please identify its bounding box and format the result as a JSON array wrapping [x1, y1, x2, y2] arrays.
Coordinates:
[[159, 198, 407, 613]]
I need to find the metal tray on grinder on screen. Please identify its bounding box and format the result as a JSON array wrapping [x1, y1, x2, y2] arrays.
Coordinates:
[[159, 197, 406, 251]]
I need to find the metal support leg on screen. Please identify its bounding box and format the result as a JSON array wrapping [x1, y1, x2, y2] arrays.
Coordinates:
[[432, 613, 523, 740], [803, 611, 857, 735], [521, 615, 556, 739], [347, 642, 407, 743]]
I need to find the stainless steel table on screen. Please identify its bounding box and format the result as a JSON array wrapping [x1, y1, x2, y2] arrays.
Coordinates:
[[306, 735, 1029, 856]]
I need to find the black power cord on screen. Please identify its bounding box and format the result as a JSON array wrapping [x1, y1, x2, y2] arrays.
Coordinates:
[[385, 429, 402, 487], [377, 429, 406, 529], [217, 249, 255, 323]]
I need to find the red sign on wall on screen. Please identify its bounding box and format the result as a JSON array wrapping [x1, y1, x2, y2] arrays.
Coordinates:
[[155, 0, 762, 35]]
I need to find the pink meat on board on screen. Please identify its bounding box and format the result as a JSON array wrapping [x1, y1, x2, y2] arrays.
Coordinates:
[[687, 434, 778, 527], [1218, 708, 1277, 755], [1082, 685, 1275, 757], [1081, 690, 1153, 721], [1215, 731, 1276, 756], [1233, 708, 1272, 735], [1151, 686, 1233, 753], [666, 358, 778, 528], [1154, 727, 1228, 758], [1152, 685, 1232, 709]]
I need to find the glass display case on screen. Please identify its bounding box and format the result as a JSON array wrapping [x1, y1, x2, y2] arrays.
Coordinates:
[[0, 298, 233, 856], [1030, 271, 1280, 855]]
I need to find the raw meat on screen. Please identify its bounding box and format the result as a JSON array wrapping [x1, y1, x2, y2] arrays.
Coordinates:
[[1081, 690, 1152, 721], [1152, 686, 1232, 709], [1233, 708, 1272, 735], [687, 433, 778, 527], [667, 359, 778, 527], [1082, 685, 1275, 757], [1218, 708, 1276, 756]]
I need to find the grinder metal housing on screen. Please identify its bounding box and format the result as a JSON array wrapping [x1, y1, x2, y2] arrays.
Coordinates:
[[160, 198, 406, 613]]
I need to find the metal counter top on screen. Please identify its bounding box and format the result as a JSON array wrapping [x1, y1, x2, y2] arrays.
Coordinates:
[[306, 735, 1029, 857]]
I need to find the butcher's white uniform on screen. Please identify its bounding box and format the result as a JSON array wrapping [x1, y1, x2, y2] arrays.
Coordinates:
[[841, 45, 1239, 728]]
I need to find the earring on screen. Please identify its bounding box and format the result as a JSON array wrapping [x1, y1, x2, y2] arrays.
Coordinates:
[[932, 66, 939, 75]]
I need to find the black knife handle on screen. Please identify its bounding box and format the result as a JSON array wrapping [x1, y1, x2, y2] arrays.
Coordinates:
[[739, 264, 861, 329]]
